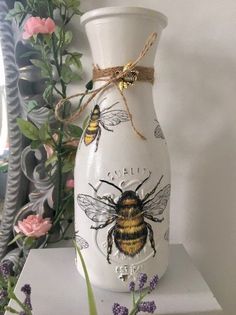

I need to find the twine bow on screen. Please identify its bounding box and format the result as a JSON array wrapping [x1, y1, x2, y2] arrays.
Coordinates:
[[55, 32, 157, 140]]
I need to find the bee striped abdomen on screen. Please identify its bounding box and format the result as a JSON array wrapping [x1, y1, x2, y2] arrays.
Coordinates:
[[115, 194, 147, 257], [84, 106, 100, 146], [114, 218, 147, 257]]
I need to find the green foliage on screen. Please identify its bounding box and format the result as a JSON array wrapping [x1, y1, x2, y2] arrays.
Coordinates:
[[8, 234, 23, 246], [45, 153, 58, 167], [65, 52, 82, 72], [67, 124, 83, 138], [5, 1, 25, 23], [74, 241, 98, 315], [64, 30, 73, 45], [30, 59, 53, 79], [25, 100, 39, 113], [39, 123, 51, 142], [43, 84, 54, 102], [30, 140, 42, 149], [61, 64, 74, 84], [17, 118, 39, 140]]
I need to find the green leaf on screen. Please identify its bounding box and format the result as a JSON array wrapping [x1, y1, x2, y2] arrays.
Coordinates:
[[74, 241, 98, 315], [43, 84, 54, 102], [39, 123, 51, 142], [14, 1, 25, 12], [67, 124, 83, 138], [71, 72, 81, 81], [62, 160, 74, 173], [17, 118, 39, 140], [54, 26, 61, 39], [5, 1, 25, 22], [8, 234, 23, 246], [61, 65, 74, 84], [23, 236, 36, 248], [45, 154, 58, 167], [30, 59, 52, 78], [65, 52, 82, 70], [4, 307, 19, 314], [31, 140, 42, 149], [64, 31, 73, 45], [25, 100, 38, 113]]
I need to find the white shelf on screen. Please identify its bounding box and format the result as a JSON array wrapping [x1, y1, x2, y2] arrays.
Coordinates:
[[5, 244, 223, 315]]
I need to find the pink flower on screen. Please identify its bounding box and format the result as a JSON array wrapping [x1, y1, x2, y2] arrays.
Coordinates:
[[66, 179, 74, 189], [14, 214, 52, 238], [23, 17, 56, 40]]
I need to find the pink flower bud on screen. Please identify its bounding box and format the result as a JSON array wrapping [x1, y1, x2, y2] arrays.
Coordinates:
[[14, 214, 52, 238], [23, 17, 56, 40], [66, 179, 74, 189]]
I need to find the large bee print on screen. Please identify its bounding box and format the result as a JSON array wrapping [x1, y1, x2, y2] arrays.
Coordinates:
[[84, 101, 130, 152], [77, 173, 170, 264]]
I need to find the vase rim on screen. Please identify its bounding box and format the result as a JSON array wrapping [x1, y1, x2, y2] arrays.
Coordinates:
[[81, 6, 168, 28]]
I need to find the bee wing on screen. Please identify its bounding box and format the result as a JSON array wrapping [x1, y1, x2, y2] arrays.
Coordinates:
[[100, 110, 130, 127], [75, 234, 89, 250], [154, 121, 165, 139], [77, 194, 117, 223], [143, 184, 171, 217], [154, 125, 165, 139]]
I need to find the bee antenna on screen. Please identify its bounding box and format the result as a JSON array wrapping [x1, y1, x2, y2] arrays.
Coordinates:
[[135, 171, 152, 192], [89, 183, 98, 193], [100, 180, 123, 193]]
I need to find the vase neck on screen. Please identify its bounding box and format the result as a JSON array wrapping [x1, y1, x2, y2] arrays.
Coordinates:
[[82, 7, 167, 68]]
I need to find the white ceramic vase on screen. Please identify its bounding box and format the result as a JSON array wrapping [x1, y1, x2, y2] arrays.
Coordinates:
[[75, 7, 170, 292]]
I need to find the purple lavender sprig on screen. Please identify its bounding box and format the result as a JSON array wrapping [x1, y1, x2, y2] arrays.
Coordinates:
[[112, 273, 159, 315], [4, 283, 33, 315], [149, 275, 159, 292], [138, 301, 157, 313], [0, 260, 13, 280], [21, 284, 32, 311], [129, 281, 135, 292], [138, 273, 148, 290], [0, 289, 8, 305], [112, 302, 129, 315]]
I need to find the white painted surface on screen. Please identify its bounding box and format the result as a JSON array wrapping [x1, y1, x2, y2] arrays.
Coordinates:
[[74, 6, 171, 291], [70, 1, 236, 314], [5, 245, 223, 315]]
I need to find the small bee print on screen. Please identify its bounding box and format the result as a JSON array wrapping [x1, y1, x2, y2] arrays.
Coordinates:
[[154, 119, 165, 140], [118, 62, 139, 91], [84, 101, 130, 152], [77, 173, 170, 264], [75, 231, 89, 250]]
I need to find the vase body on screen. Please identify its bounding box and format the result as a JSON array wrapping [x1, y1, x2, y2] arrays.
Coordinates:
[[75, 7, 170, 292]]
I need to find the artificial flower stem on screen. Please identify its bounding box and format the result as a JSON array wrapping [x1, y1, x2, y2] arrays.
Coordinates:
[[74, 241, 98, 315], [132, 290, 135, 308], [129, 292, 148, 315], [47, 0, 67, 218]]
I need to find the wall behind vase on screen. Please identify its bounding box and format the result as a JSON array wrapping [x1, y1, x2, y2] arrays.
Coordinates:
[[73, 1, 236, 314]]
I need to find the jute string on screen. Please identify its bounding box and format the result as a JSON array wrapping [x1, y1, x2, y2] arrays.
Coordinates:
[[93, 66, 154, 84], [55, 32, 157, 140]]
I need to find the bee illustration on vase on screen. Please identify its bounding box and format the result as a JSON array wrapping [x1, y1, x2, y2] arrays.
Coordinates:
[[118, 62, 139, 91], [84, 100, 130, 152], [75, 230, 89, 250], [77, 173, 171, 264], [154, 119, 165, 140]]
